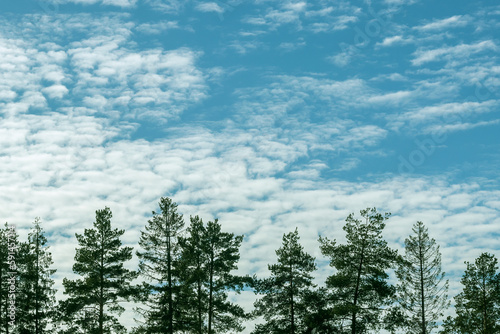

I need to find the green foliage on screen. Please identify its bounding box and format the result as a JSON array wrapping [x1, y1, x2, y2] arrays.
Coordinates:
[[178, 215, 248, 334], [252, 228, 316, 334], [395, 221, 449, 334], [448, 253, 500, 334], [319, 208, 399, 334], [135, 197, 185, 334], [0, 223, 20, 334], [58, 207, 138, 334], [16, 218, 57, 334]]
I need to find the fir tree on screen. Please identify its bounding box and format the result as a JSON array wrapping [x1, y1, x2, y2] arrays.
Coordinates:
[[319, 208, 399, 334], [58, 207, 138, 334], [395, 221, 449, 334], [252, 228, 316, 334]]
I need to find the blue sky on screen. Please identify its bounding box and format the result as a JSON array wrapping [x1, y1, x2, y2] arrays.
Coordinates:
[[1, 0, 499, 332]]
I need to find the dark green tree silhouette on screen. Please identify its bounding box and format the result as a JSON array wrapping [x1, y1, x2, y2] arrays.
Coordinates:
[[252, 228, 316, 334], [179, 216, 248, 334], [443, 253, 500, 334], [58, 207, 138, 334], [17, 218, 57, 334], [135, 197, 185, 334], [395, 221, 449, 334], [0, 223, 20, 334], [178, 215, 207, 334], [319, 208, 399, 334]]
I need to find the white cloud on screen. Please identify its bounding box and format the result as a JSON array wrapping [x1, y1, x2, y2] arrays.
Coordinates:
[[195, 2, 225, 13], [42, 84, 69, 99], [389, 100, 500, 134], [367, 90, 413, 104], [49, 0, 137, 7], [134, 21, 179, 34], [400, 100, 499, 122], [412, 40, 497, 66], [242, 1, 359, 32], [425, 119, 500, 134], [283, 2, 307, 12], [415, 15, 469, 31], [0, 15, 209, 122], [377, 35, 413, 47]]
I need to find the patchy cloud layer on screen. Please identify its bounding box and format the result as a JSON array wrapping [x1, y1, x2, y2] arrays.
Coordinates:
[[1, 1, 500, 333]]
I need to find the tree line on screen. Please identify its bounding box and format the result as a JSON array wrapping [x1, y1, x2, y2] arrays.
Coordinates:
[[0, 197, 499, 334]]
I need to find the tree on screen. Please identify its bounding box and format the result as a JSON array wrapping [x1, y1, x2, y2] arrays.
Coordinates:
[[203, 219, 248, 333], [135, 197, 185, 334], [319, 208, 399, 334], [178, 215, 207, 334], [0, 223, 19, 334], [16, 218, 57, 334], [58, 207, 138, 334], [179, 215, 248, 334], [252, 228, 316, 334], [395, 221, 449, 334], [447, 253, 500, 334]]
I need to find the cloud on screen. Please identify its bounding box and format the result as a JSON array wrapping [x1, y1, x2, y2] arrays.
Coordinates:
[[425, 119, 500, 134], [42, 84, 69, 99], [195, 2, 225, 13], [242, 1, 359, 32], [377, 35, 413, 47], [412, 40, 497, 66], [389, 100, 500, 134], [49, 0, 138, 7], [415, 15, 469, 31], [134, 21, 179, 34], [367, 90, 413, 105], [0, 14, 209, 122]]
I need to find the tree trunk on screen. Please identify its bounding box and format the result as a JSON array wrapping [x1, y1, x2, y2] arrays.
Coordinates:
[[208, 246, 214, 334], [419, 237, 426, 334], [166, 208, 173, 334], [99, 236, 104, 334], [290, 262, 295, 334], [352, 227, 367, 334]]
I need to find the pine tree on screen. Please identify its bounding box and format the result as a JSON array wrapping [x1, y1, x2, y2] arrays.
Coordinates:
[[178, 215, 248, 334], [0, 223, 19, 334], [448, 253, 500, 334], [178, 215, 207, 334], [319, 208, 399, 334], [16, 218, 57, 334], [395, 221, 449, 334], [252, 228, 316, 334], [135, 197, 185, 334], [58, 207, 138, 334], [203, 219, 247, 333]]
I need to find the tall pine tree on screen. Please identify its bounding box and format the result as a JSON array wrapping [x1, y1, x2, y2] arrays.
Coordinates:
[[178, 215, 248, 334], [319, 208, 399, 334], [17, 218, 57, 334], [0, 223, 19, 334], [178, 215, 207, 334], [252, 228, 316, 334], [58, 207, 138, 334], [395, 221, 449, 334], [135, 197, 185, 334], [445, 253, 500, 334]]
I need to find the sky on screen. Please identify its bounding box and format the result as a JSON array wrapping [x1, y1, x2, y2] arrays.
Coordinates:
[[0, 0, 499, 332]]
